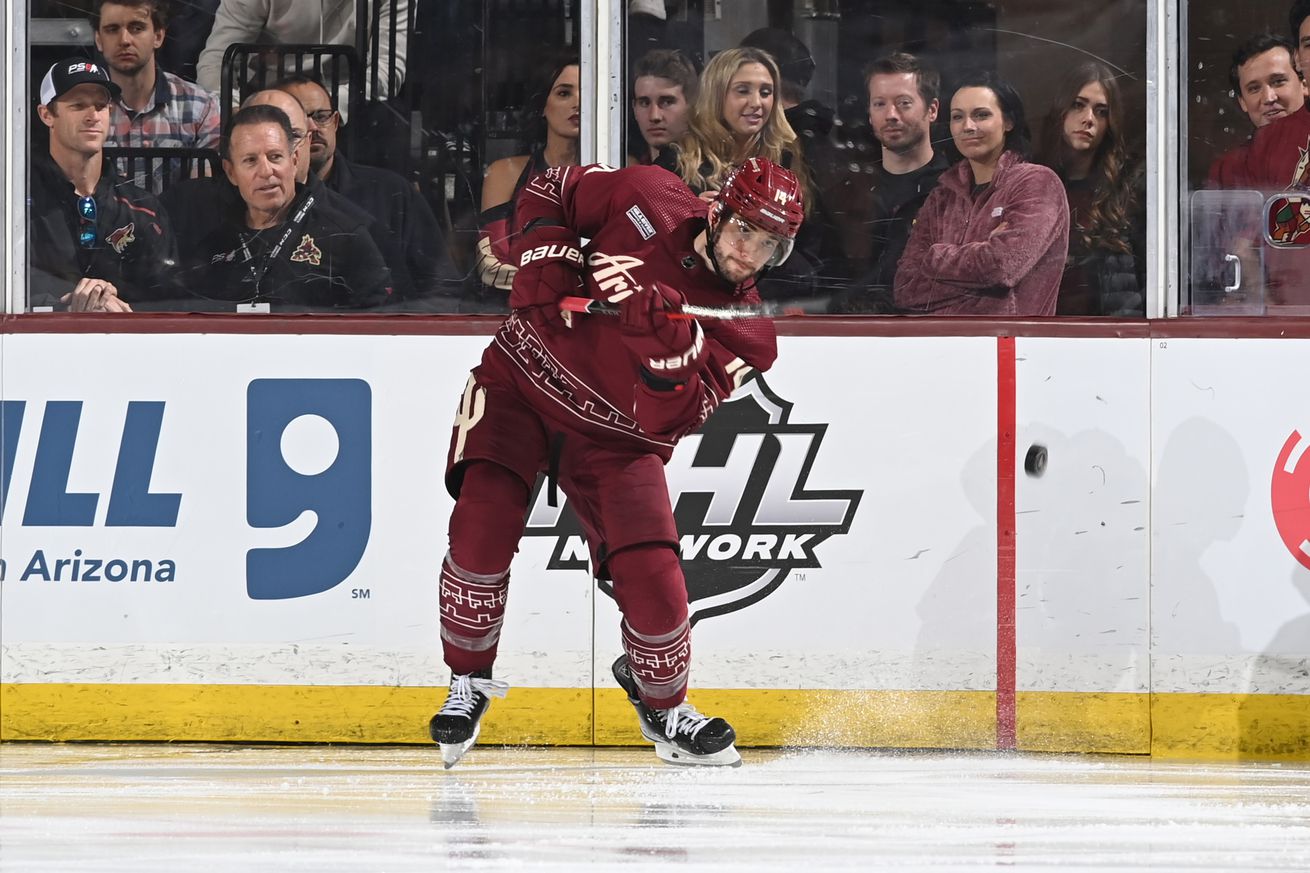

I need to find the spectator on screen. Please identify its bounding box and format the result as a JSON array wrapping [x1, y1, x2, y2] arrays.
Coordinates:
[[1037, 62, 1146, 316], [1231, 1, 1310, 304], [473, 55, 580, 301], [162, 85, 312, 248], [30, 58, 176, 312], [169, 104, 392, 310], [1244, 0, 1310, 192], [828, 52, 950, 314], [196, 0, 407, 103], [894, 71, 1070, 316], [165, 85, 419, 309], [670, 46, 820, 300], [671, 47, 812, 199], [93, 0, 220, 189], [630, 49, 697, 165], [276, 72, 460, 308], [1300, 0, 1310, 74], [1207, 33, 1305, 188]]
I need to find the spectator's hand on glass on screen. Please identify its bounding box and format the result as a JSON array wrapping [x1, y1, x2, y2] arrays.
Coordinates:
[[698, 189, 720, 204], [62, 278, 133, 313]]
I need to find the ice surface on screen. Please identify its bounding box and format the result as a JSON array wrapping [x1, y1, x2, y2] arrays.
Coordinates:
[[2, 744, 1308, 871]]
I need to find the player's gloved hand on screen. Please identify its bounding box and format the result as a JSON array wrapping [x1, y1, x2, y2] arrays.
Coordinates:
[[620, 281, 705, 386], [512, 224, 585, 327]]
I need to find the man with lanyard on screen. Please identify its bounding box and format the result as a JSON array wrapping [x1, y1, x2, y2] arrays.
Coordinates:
[[428, 158, 804, 768], [169, 103, 392, 311], [30, 57, 176, 312]]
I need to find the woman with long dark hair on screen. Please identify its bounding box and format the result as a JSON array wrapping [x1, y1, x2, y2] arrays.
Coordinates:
[[894, 71, 1070, 316], [1037, 62, 1145, 316], [473, 54, 580, 300]]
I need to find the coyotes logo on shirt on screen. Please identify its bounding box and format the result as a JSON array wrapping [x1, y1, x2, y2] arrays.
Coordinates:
[[106, 223, 135, 254], [1293, 141, 1310, 190], [290, 234, 322, 266]]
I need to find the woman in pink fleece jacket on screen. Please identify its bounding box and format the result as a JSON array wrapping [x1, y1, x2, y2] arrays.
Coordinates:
[[894, 72, 1070, 315]]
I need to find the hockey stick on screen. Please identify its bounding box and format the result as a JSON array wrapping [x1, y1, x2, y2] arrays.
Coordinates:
[[558, 295, 779, 321]]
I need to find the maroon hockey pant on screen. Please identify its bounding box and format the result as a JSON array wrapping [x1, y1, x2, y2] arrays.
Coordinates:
[[442, 375, 692, 709]]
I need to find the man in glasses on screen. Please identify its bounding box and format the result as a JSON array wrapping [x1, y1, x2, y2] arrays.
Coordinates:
[[274, 73, 460, 309], [428, 157, 803, 768], [30, 57, 177, 312]]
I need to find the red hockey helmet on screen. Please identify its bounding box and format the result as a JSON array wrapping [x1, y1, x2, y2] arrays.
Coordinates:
[[714, 157, 804, 267]]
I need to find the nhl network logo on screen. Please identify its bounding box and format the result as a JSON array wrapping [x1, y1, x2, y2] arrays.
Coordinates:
[[522, 375, 861, 622]]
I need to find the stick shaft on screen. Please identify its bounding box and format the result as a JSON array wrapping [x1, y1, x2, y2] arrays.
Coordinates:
[[558, 296, 774, 320]]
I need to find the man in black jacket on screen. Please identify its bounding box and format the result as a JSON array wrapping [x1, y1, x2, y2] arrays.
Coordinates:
[[30, 57, 177, 312], [829, 52, 950, 314], [167, 104, 392, 311], [275, 73, 461, 310]]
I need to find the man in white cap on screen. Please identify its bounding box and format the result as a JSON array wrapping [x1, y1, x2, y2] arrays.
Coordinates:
[[30, 57, 177, 311]]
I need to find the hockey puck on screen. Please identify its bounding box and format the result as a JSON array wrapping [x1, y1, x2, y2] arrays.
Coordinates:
[[1024, 443, 1048, 478]]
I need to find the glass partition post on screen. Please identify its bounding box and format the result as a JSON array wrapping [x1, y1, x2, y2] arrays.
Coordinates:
[[4, 0, 28, 315], [1154, 0, 1179, 318]]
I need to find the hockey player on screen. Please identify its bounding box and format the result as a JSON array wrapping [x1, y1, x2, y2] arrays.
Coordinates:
[[429, 157, 804, 768]]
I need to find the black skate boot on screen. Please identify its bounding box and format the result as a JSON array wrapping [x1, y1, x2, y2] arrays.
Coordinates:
[[429, 668, 509, 769], [612, 654, 741, 767]]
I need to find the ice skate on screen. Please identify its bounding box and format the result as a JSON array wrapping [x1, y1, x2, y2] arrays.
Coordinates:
[[611, 655, 741, 767], [428, 669, 509, 769]]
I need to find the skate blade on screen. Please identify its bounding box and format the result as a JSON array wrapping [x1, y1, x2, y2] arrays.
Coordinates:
[[653, 740, 742, 768], [438, 723, 482, 770]]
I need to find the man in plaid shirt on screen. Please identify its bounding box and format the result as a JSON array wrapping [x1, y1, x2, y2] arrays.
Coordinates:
[[94, 0, 220, 187]]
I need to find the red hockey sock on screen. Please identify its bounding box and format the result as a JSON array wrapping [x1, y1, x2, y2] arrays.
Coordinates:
[[442, 462, 529, 674], [609, 545, 691, 709]]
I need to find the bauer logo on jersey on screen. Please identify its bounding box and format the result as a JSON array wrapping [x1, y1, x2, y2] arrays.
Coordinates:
[[520, 375, 861, 622]]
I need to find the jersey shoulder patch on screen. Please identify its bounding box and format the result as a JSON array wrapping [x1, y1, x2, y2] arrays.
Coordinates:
[[626, 205, 656, 240]]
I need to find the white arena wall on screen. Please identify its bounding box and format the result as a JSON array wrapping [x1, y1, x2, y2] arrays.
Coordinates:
[[0, 318, 1305, 759]]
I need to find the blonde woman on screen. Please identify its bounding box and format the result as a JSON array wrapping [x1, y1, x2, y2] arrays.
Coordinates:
[[672, 47, 812, 199], [669, 46, 820, 298]]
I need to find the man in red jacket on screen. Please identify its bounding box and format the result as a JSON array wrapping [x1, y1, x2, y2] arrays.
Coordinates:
[[1206, 33, 1306, 189], [429, 158, 804, 768], [1235, 1, 1310, 302]]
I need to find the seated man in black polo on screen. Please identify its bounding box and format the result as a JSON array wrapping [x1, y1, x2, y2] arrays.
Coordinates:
[[275, 73, 461, 310], [170, 104, 393, 311], [30, 57, 176, 312]]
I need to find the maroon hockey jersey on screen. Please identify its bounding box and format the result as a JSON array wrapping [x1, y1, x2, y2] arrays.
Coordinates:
[[479, 163, 778, 459]]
